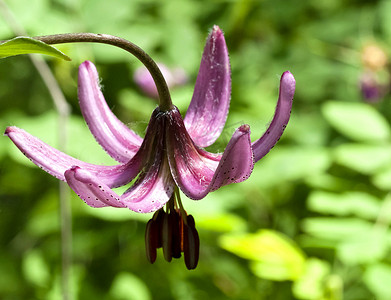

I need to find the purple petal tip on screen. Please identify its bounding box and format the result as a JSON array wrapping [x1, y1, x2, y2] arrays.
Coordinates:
[[80, 60, 94, 73], [280, 71, 296, 100], [212, 25, 222, 33], [4, 126, 13, 136], [81, 60, 93, 68], [210, 25, 224, 40], [238, 124, 250, 133]]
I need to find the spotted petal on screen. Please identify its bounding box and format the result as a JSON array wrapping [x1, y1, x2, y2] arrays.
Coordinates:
[[64, 167, 126, 208], [4, 126, 141, 188], [65, 163, 175, 212], [251, 71, 295, 162], [167, 107, 254, 200], [79, 61, 143, 163], [184, 25, 231, 148], [65, 109, 175, 213]]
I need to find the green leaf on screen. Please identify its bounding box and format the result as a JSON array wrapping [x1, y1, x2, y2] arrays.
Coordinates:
[[292, 258, 330, 300], [22, 250, 50, 287], [243, 147, 332, 188], [322, 101, 391, 143], [364, 263, 391, 300], [307, 191, 381, 220], [372, 166, 391, 190], [109, 272, 151, 300], [337, 230, 388, 265], [196, 213, 247, 233], [302, 217, 373, 241], [219, 230, 306, 281], [334, 143, 391, 175], [0, 37, 71, 61]]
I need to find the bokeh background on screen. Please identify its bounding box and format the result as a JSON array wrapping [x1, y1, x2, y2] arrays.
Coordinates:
[[1, 0, 391, 299]]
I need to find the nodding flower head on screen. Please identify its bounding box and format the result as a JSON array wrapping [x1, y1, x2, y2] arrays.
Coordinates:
[[5, 25, 295, 269]]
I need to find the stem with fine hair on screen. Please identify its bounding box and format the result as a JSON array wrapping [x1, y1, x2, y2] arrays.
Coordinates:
[[34, 33, 173, 111]]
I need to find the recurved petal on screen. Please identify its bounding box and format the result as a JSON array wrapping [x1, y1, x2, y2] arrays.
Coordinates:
[[120, 154, 175, 213], [79, 61, 143, 163], [65, 107, 175, 213], [65, 156, 175, 213], [252, 71, 295, 162], [184, 25, 231, 148], [65, 166, 126, 208], [4, 126, 142, 188], [167, 107, 254, 200]]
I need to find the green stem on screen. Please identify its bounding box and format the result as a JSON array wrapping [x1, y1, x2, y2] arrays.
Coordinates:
[[175, 188, 188, 224], [0, 2, 73, 299], [34, 33, 173, 111]]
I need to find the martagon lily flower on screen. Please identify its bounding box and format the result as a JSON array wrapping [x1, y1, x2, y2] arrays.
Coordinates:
[[4, 26, 295, 270]]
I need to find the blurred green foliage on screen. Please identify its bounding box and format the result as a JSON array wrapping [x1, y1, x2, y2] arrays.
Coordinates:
[[1, 0, 391, 299]]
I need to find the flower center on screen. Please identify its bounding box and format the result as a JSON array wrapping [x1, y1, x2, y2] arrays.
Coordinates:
[[145, 188, 200, 270]]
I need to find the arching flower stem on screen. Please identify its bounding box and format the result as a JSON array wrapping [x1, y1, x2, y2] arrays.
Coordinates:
[[34, 33, 173, 111]]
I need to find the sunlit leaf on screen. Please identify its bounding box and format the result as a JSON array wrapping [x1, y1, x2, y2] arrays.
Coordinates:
[[287, 112, 330, 146], [109, 272, 151, 300], [305, 173, 352, 191], [302, 217, 373, 241], [337, 229, 388, 265], [196, 213, 247, 233], [0, 37, 70, 61], [292, 258, 330, 300], [364, 263, 391, 300], [219, 230, 306, 281], [372, 166, 391, 190], [22, 250, 50, 287], [307, 191, 381, 220], [334, 143, 391, 175], [244, 146, 332, 188], [322, 101, 391, 143]]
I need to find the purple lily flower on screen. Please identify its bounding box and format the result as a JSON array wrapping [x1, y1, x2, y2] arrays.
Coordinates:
[[5, 26, 295, 269]]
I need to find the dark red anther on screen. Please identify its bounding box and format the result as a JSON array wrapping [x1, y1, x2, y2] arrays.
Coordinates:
[[144, 197, 200, 269], [171, 209, 182, 258], [183, 215, 200, 270], [154, 209, 165, 248], [145, 218, 158, 264], [162, 211, 174, 262]]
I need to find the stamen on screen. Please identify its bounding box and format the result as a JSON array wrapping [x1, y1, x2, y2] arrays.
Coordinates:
[[145, 216, 158, 263], [171, 209, 182, 259], [162, 212, 173, 262], [183, 215, 200, 270], [144, 190, 200, 269]]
